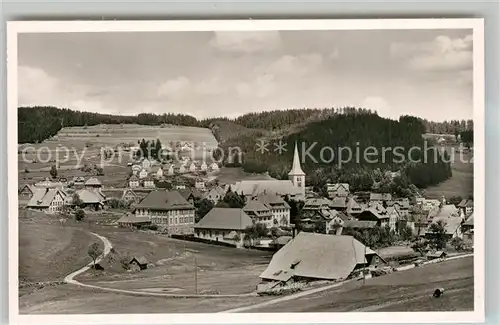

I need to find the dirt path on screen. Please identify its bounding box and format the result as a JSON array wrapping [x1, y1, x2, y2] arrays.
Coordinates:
[[63, 232, 113, 284], [63, 231, 258, 298]]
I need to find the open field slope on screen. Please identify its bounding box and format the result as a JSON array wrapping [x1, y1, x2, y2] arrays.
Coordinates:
[[423, 148, 473, 199], [76, 226, 272, 295], [247, 256, 473, 313], [20, 123, 218, 153], [19, 213, 103, 284]]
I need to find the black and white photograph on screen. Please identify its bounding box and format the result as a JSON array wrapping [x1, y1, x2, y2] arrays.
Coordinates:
[[8, 19, 484, 323]]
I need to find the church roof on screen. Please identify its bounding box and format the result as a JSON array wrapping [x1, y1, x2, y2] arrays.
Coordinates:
[[288, 142, 305, 176]]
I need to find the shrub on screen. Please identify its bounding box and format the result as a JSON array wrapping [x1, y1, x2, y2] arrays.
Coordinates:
[[147, 224, 158, 231], [119, 254, 131, 270], [75, 209, 85, 221]]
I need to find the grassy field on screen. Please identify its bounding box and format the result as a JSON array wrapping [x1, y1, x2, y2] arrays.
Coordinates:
[[19, 211, 103, 285], [423, 147, 474, 199], [248, 256, 474, 313], [76, 226, 273, 295], [18, 123, 219, 186]]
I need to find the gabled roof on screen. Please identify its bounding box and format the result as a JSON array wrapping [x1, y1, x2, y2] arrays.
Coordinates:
[[230, 180, 301, 197], [346, 197, 364, 214], [463, 213, 474, 226], [458, 199, 474, 208], [327, 183, 350, 192], [330, 196, 348, 209], [385, 206, 401, 218], [243, 200, 272, 214], [19, 184, 36, 194], [130, 256, 149, 265], [303, 197, 333, 210], [178, 189, 203, 200], [358, 207, 388, 220], [254, 192, 291, 209], [135, 190, 194, 210], [27, 188, 65, 207], [426, 205, 462, 235], [85, 177, 102, 186], [76, 189, 104, 204], [129, 175, 139, 181], [260, 233, 378, 281], [195, 208, 253, 230]]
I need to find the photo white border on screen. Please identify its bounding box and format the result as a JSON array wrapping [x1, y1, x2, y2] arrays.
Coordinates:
[[7, 18, 485, 324]]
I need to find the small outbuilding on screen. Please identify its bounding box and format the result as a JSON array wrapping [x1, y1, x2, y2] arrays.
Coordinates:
[[426, 250, 447, 261], [130, 256, 149, 271]]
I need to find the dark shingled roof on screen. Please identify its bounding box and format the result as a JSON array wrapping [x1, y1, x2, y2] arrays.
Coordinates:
[[195, 208, 253, 230], [135, 190, 194, 211]]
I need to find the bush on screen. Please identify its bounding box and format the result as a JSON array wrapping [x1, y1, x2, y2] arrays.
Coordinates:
[[75, 209, 85, 221], [24, 168, 30, 173], [119, 254, 131, 270], [147, 224, 158, 231]]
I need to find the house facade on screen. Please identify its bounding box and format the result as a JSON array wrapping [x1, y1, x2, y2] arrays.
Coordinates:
[[143, 178, 156, 189], [27, 188, 66, 214], [194, 208, 253, 248], [243, 200, 274, 228], [134, 190, 195, 235], [128, 175, 140, 188], [326, 183, 350, 198], [253, 192, 291, 227], [139, 168, 149, 179]]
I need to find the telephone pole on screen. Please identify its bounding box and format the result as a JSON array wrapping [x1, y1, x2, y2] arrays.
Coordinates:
[[363, 244, 367, 285], [194, 256, 198, 294]]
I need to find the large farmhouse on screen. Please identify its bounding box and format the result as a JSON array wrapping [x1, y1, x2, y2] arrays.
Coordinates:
[[134, 190, 195, 235], [260, 232, 384, 283]]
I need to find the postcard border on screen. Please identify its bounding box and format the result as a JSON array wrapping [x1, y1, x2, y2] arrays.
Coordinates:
[[7, 18, 485, 324]]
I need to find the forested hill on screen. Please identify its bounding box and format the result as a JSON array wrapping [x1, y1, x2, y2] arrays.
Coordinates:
[[18, 105, 473, 145], [18, 106, 199, 144], [221, 113, 452, 194]]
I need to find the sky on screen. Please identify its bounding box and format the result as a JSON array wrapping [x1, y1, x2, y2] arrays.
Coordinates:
[[18, 29, 473, 121]]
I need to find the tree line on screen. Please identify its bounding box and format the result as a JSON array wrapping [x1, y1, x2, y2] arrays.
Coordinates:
[[220, 112, 452, 193]]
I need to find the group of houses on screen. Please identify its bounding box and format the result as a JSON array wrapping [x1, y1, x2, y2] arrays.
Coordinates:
[[19, 176, 107, 213], [127, 157, 220, 189]]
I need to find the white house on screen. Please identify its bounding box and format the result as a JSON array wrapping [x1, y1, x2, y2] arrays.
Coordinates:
[[128, 175, 140, 188], [27, 188, 66, 214], [203, 186, 226, 204], [195, 178, 206, 191], [142, 158, 152, 171], [139, 168, 149, 179], [199, 161, 208, 172], [143, 178, 156, 189], [253, 192, 291, 227], [131, 164, 142, 176], [155, 166, 164, 179], [165, 164, 175, 176], [385, 206, 401, 233], [188, 162, 197, 173], [210, 162, 220, 172], [326, 183, 350, 198]]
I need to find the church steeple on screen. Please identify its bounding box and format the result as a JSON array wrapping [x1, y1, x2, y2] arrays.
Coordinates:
[[288, 142, 305, 176], [288, 142, 306, 200]]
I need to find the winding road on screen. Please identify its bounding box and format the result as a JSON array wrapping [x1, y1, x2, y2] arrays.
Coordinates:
[[62, 231, 258, 298], [63, 232, 113, 285]]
